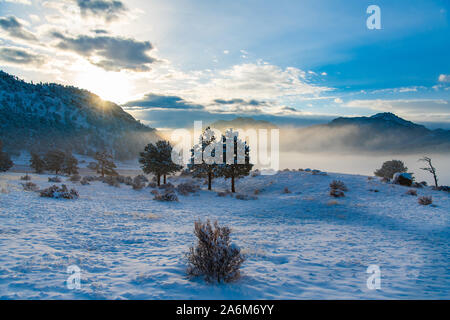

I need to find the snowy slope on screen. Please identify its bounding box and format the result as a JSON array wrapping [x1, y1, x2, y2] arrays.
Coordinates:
[[0, 169, 448, 299]]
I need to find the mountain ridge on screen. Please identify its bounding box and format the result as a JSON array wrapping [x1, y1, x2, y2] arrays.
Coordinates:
[[0, 70, 159, 159]]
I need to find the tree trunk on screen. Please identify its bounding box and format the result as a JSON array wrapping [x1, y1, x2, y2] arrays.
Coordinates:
[[433, 173, 438, 188], [157, 174, 161, 186], [164, 174, 166, 184], [208, 171, 212, 190], [231, 175, 235, 193]]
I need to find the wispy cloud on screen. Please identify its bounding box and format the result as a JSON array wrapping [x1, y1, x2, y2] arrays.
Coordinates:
[[51, 31, 157, 72], [75, 0, 128, 22], [0, 16, 37, 41], [0, 46, 47, 66]]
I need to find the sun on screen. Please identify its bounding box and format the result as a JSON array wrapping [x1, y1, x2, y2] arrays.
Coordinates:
[[74, 65, 133, 104]]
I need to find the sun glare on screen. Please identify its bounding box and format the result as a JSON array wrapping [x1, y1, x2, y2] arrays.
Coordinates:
[[74, 66, 133, 104]]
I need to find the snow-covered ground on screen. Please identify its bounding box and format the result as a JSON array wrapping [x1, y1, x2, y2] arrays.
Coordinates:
[[0, 167, 449, 299]]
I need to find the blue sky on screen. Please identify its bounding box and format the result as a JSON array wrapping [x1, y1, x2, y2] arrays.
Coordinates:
[[0, 0, 449, 128]]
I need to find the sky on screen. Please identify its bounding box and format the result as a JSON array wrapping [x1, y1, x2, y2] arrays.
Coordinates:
[[0, 0, 449, 129]]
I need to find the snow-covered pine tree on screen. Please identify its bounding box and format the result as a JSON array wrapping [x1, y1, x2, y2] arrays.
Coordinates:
[[0, 140, 13, 172], [30, 152, 46, 174], [62, 152, 79, 175], [94, 151, 117, 177], [217, 129, 253, 193], [188, 127, 221, 190], [44, 149, 66, 175], [139, 140, 183, 186]]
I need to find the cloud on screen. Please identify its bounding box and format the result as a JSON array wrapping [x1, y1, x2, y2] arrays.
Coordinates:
[[0, 16, 37, 41], [0, 47, 47, 66], [438, 74, 450, 83], [51, 32, 157, 72], [124, 93, 204, 110], [213, 98, 263, 106], [75, 0, 127, 22], [1, 0, 31, 4]]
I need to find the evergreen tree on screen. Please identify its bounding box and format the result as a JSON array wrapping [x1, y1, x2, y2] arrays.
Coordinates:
[[188, 127, 221, 190], [139, 140, 183, 186], [217, 130, 253, 193], [94, 151, 117, 177], [44, 149, 65, 174], [0, 140, 13, 172], [30, 152, 46, 174], [62, 152, 79, 175]]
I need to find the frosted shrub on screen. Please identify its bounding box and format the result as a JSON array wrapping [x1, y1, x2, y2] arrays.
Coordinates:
[[48, 176, 61, 183], [186, 220, 245, 283], [80, 176, 90, 185], [20, 174, 31, 181], [418, 196, 432, 205], [235, 193, 257, 200], [150, 189, 159, 195], [22, 182, 39, 192], [134, 175, 148, 183], [176, 182, 200, 195], [40, 184, 79, 199], [132, 176, 146, 190], [69, 174, 81, 182], [330, 180, 348, 191], [154, 190, 178, 201], [283, 187, 291, 194], [147, 182, 157, 188], [406, 189, 417, 196], [330, 189, 345, 198], [103, 176, 120, 187]]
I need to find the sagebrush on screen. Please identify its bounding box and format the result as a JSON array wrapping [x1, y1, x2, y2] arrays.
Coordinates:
[[186, 220, 245, 283]]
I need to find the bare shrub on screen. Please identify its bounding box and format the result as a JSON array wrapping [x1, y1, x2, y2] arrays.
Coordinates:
[[80, 177, 90, 185], [20, 174, 31, 181], [154, 190, 178, 201], [330, 189, 345, 198], [283, 187, 291, 194], [406, 189, 417, 196], [150, 189, 159, 195], [159, 182, 175, 191], [22, 182, 39, 192], [330, 180, 348, 191], [40, 184, 79, 199], [69, 174, 81, 182], [186, 220, 245, 283], [418, 196, 432, 205], [217, 191, 229, 197], [48, 176, 61, 183], [117, 175, 133, 185], [253, 189, 260, 195]]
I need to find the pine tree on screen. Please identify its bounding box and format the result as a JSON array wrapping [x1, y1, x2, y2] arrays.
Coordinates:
[[139, 140, 183, 186], [44, 149, 65, 175], [30, 152, 46, 173], [94, 151, 117, 177], [217, 130, 253, 193], [188, 127, 221, 190], [62, 152, 79, 175], [0, 140, 13, 172]]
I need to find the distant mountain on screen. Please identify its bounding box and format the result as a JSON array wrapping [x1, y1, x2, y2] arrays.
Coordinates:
[[284, 112, 450, 153], [0, 71, 158, 160], [210, 117, 278, 131]]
